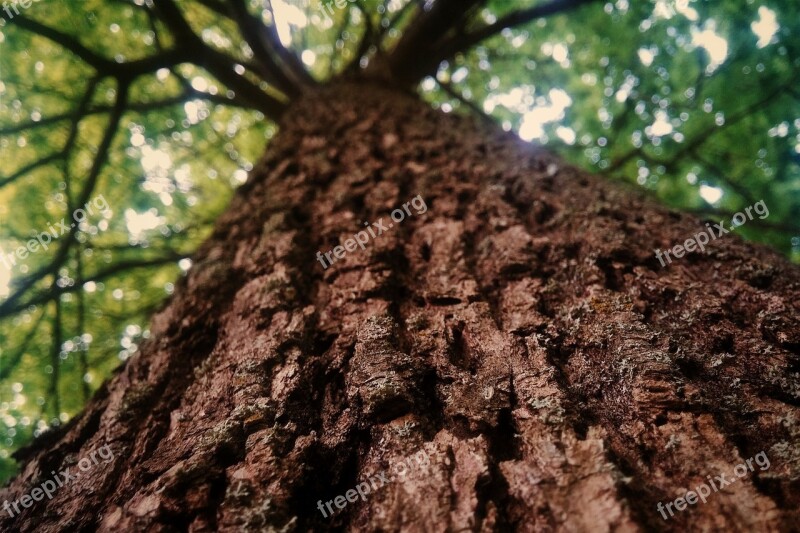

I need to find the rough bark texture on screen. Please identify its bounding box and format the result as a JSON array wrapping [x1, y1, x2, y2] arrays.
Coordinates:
[[2, 82, 799, 532]]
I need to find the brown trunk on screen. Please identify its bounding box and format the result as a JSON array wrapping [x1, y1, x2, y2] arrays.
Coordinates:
[[2, 82, 799, 532]]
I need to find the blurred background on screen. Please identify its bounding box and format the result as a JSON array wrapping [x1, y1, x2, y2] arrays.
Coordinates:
[[0, 0, 798, 482]]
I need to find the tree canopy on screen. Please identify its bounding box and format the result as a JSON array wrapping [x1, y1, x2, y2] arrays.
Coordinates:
[[0, 0, 798, 483]]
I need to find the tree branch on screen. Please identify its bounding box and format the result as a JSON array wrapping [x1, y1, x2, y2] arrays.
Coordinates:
[[436, 0, 601, 60], [387, 0, 483, 85], [347, 0, 376, 75], [12, 15, 191, 81], [692, 150, 758, 206], [437, 80, 495, 126], [0, 81, 127, 316], [0, 77, 99, 189], [0, 311, 46, 381], [263, 0, 317, 88], [153, 0, 288, 119], [0, 152, 63, 189], [226, 0, 307, 95], [607, 77, 796, 174], [0, 253, 190, 318], [381, 0, 420, 44], [76, 246, 91, 402], [0, 89, 244, 138], [48, 298, 62, 419], [12, 15, 115, 72]]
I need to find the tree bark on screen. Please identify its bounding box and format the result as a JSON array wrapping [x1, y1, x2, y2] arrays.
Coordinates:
[[2, 81, 799, 532]]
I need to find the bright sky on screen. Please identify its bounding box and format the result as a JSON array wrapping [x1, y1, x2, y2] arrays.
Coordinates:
[[689, 6, 778, 73], [649, 111, 673, 137], [699, 184, 724, 204], [692, 21, 728, 73], [751, 6, 779, 48], [518, 89, 573, 141], [482, 86, 574, 142], [653, 0, 700, 21], [125, 208, 165, 243], [271, 0, 308, 47], [638, 47, 656, 67]]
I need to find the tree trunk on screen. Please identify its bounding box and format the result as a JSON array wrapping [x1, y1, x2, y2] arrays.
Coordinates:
[[2, 81, 799, 532]]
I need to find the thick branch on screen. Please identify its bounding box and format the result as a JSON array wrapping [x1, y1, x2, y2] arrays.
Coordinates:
[[13, 15, 114, 71], [263, 0, 317, 88], [71, 82, 129, 216], [0, 89, 243, 138], [387, 0, 483, 85], [153, 0, 288, 119], [437, 0, 601, 60], [346, 0, 376, 75], [12, 16, 190, 81], [0, 253, 189, 318], [226, 0, 307, 95]]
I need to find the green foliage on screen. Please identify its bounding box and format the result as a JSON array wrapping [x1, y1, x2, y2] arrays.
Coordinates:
[[0, 0, 798, 483], [0, 0, 273, 481], [424, 0, 799, 256]]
